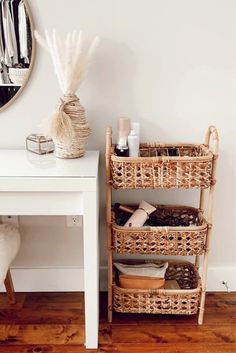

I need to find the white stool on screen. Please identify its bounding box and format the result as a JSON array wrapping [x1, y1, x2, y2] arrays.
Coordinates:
[[0, 224, 21, 304]]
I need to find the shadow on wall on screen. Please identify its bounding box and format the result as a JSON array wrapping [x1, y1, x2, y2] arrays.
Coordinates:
[[81, 38, 139, 266], [82, 38, 137, 149], [211, 149, 236, 264]]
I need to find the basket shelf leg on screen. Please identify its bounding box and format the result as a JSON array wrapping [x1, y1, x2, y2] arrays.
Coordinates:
[[198, 123, 218, 325], [199, 188, 206, 213], [198, 290, 205, 325], [106, 126, 113, 323], [195, 188, 206, 272], [198, 178, 216, 324], [108, 287, 113, 323], [195, 256, 200, 271], [107, 248, 113, 323]]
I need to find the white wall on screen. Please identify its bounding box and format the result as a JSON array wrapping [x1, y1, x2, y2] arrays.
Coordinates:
[[0, 0, 235, 291]]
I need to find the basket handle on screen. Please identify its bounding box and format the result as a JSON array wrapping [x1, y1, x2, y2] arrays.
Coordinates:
[[106, 126, 112, 184], [106, 126, 112, 156], [204, 125, 219, 157]]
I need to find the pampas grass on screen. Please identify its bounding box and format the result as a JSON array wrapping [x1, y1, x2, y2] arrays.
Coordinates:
[[34, 29, 99, 95], [34, 29, 99, 146]]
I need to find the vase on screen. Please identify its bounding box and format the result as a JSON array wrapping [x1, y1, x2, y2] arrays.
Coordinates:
[[53, 94, 91, 159]]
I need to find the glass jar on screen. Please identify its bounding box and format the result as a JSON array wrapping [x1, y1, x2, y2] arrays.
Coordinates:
[[26, 134, 54, 155]]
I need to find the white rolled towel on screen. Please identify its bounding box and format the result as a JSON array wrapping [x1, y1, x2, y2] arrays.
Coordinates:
[[0, 224, 21, 284], [114, 262, 168, 278]]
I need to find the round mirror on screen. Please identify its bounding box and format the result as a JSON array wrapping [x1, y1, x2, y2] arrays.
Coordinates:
[[0, 0, 35, 112]]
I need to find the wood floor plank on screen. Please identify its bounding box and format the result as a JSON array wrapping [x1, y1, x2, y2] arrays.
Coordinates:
[[108, 312, 236, 326], [0, 343, 235, 353], [23, 292, 84, 310], [0, 324, 84, 345], [0, 308, 85, 325], [0, 293, 26, 310], [204, 292, 236, 313], [110, 343, 236, 353], [0, 346, 87, 353], [109, 324, 236, 344], [0, 292, 235, 353]]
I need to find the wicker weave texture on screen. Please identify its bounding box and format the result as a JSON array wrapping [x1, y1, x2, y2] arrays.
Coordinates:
[[112, 205, 207, 256], [113, 289, 200, 315], [110, 144, 213, 189], [113, 261, 201, 315]]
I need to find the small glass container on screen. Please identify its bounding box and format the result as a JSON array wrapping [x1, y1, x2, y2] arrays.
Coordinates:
[[115, 144, 129, 157], [26, 134, 54, 155]]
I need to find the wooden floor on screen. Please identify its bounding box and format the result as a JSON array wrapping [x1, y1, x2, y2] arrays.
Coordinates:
[[0, 292, 235, 353]]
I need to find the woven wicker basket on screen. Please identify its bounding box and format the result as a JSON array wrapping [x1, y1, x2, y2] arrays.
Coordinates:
[[112, 205, 207, 256], [113, 260, 201, 315], [53, 95, 91, 159], [110, 143, 214, 189], [8, 68, 29, 85]]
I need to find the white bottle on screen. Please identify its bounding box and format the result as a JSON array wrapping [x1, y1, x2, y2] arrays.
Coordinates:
[[128, 130, 139, 157], [131, 122, 140, 138]]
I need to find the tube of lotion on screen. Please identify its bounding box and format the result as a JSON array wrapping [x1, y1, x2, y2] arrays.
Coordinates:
[[124, 200, 156, 227]]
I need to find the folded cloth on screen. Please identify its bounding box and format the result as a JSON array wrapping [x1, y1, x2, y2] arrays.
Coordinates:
[[0, 224, 21, 284], [119, 274, 165, 289], [114, 261, 168, 278]]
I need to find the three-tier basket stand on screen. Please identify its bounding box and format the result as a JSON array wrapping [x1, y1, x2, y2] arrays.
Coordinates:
[[106, 125, 218, 324]]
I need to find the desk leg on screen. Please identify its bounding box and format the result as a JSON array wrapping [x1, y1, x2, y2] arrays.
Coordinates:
[[83, 191, 99, 349]]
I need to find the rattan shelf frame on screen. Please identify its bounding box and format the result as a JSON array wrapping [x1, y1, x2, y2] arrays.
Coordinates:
[[106, 125, 218, 325]]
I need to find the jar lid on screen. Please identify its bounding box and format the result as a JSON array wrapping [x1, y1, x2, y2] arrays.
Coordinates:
[[26, 134, 52, 143]]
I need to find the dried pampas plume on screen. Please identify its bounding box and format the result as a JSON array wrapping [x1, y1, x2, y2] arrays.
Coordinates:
[[34, 29, 99, 140], [34, 29, 99, 94]]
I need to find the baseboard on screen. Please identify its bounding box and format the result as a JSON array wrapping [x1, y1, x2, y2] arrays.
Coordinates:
[[0, 266, 235, 292], [0, 268, 84, 292]]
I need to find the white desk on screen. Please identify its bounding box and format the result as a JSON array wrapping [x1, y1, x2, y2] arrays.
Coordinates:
[[0, 150, 99, 349]]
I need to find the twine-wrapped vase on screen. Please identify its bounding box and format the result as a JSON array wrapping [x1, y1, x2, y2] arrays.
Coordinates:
[[53, 95, 91, 159]]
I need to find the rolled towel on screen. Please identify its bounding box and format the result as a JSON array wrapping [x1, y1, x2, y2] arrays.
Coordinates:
[[0, 224, 21, 284], [114, 261, 168, 279]]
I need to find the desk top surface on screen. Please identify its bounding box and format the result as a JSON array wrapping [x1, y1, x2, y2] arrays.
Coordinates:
[[0, 150, 99, 178]]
